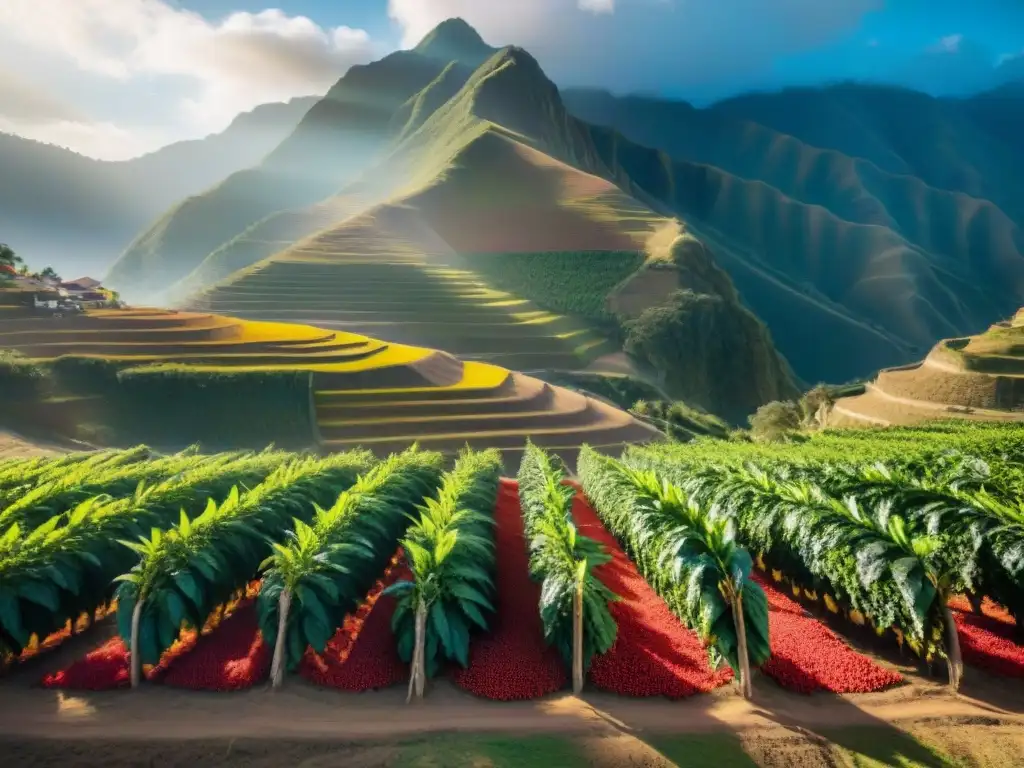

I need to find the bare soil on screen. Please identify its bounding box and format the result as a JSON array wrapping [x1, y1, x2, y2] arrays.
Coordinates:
[[1, 663, 1021, 767], [0, 429, 68, 460]]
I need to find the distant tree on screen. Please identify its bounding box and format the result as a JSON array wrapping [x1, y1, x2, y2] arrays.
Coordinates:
[[38, 266, 61, 283], [0, 243, 22, 269], [748, 400, 802, 442], [799, 384, 835, 426]]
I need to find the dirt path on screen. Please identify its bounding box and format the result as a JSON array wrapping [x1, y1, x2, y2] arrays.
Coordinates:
[[1, 679, 1022, 766], [0, 429, 66, 460], [0, 675, 1019, 742]]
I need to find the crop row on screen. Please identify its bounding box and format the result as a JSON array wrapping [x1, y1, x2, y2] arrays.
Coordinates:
[[624, 438, 1024, 689], [14, 436, 1022, 699]]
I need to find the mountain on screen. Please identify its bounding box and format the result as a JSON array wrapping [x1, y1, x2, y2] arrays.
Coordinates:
[[104, 39, 495, 296], [0, 96, 317, 278], [96, 17, 1024, 413], [563, 85, 1024, 383], [414, 17, 496, 67], [118, 31, 796, 420]]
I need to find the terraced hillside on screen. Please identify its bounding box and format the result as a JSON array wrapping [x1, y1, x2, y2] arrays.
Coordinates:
[[103, 23, 798, 422], [187, 203, 624, 372], [0, 307, 658, 463], [832, 309, 1024, 426]]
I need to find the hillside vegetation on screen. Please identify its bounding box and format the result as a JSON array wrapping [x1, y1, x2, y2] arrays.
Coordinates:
[[0, 98, 316, 278], [0, 305, 657, 462], [160, 35, 797, 421], [564, 86, 1024, 384]]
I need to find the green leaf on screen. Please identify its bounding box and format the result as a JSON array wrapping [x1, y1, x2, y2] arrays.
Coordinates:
[[139, 612, 162, 665], [430, 600, 452, 657], [450, 583, 493, 612], [174, 571, 203, 609], [163, 589, 189, 634], [0, 589, 28, 647], [296, 585, 332, 631], [459, 599, 489, 630], [286, 624, 307, 670], [382, 581, 415, 598], [447, 610, 470, 668], [396, 622, 415, 662], [18, 581, 59, 611], [302, 614, 334, 655]]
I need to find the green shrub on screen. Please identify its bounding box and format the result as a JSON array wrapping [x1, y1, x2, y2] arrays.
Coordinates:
[[748, 401, 802, 442], [624, 290, 797, 420], [535, 370, 666, 411], [631, 399, 731, 440], [0, 351, 48, 402], [111, 365, 316, 451], [461, 251, 644, 326], [49, 356, 125, 396]]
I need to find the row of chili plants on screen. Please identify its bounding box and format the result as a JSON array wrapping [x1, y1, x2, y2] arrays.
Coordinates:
[[256, 447, 444, 688], [0, 445, 206, 533], [577, 446, 769, 698], [625, 442, 1024, 689], [114, 450, 376, 686], [385, 448, 504, 700], [0, 449, 291, 664], [0, 447, 152, 509], [518, 442, 619, 693]]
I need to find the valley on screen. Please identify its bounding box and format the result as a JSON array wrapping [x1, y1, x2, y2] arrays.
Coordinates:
[[2, 11, 1024, 768]]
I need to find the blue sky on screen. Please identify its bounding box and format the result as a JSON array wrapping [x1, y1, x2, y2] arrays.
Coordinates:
[[1, 0, 1022, 159]]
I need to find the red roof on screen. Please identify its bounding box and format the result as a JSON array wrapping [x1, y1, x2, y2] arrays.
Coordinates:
[[0, 264, 16, 275]]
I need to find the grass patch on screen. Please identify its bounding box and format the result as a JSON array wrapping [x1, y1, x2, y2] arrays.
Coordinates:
[[645, 733, 757, 767], [534, 370, 666, 410], [460, 250, 644, 327], [111, 365, 317, 450], [0, 350, 48, 401], [821, 726, 960, 768], [395, 733, 590, 768]]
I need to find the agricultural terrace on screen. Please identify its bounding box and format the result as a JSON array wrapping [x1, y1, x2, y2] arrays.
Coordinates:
[[454, 250, 645, 329], [0, 426, 1019, 749], [186, 205, 625, 373], [834, 312, 1024, 427], [0, 306, 657, 462]]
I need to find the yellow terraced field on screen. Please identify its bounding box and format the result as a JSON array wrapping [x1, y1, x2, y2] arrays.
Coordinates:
[[185, 204, 619, 372], [0, 306, 659, 466]]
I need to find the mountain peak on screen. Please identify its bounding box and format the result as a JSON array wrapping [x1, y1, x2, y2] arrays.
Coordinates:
[[415, 18, 495, 66]]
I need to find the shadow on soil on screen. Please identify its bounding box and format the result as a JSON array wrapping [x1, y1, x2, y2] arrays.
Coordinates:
[[581, 678, 960, 768]]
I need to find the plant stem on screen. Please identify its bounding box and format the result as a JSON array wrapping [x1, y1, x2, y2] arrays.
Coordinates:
[[732, 589, 752, 700], [129, 599, 143, 689], [573, 578, 584, 695], [407, 598, 427, 703], [270, 589, 291, 690], [942, 601, 963, 692]]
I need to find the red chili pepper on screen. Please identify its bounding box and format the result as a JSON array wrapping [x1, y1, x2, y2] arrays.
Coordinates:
[[754, 575, 903, 694], [451, 480, 567, 700]]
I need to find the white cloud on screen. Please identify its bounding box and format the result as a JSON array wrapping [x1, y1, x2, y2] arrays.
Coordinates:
[[578, 0, 617, 13], [931, 34, 964, 54], [0, 68, 84, 124], [388, 0, 881, 96], [0, 116, 162, 160], [0, 0, 376, 155]]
